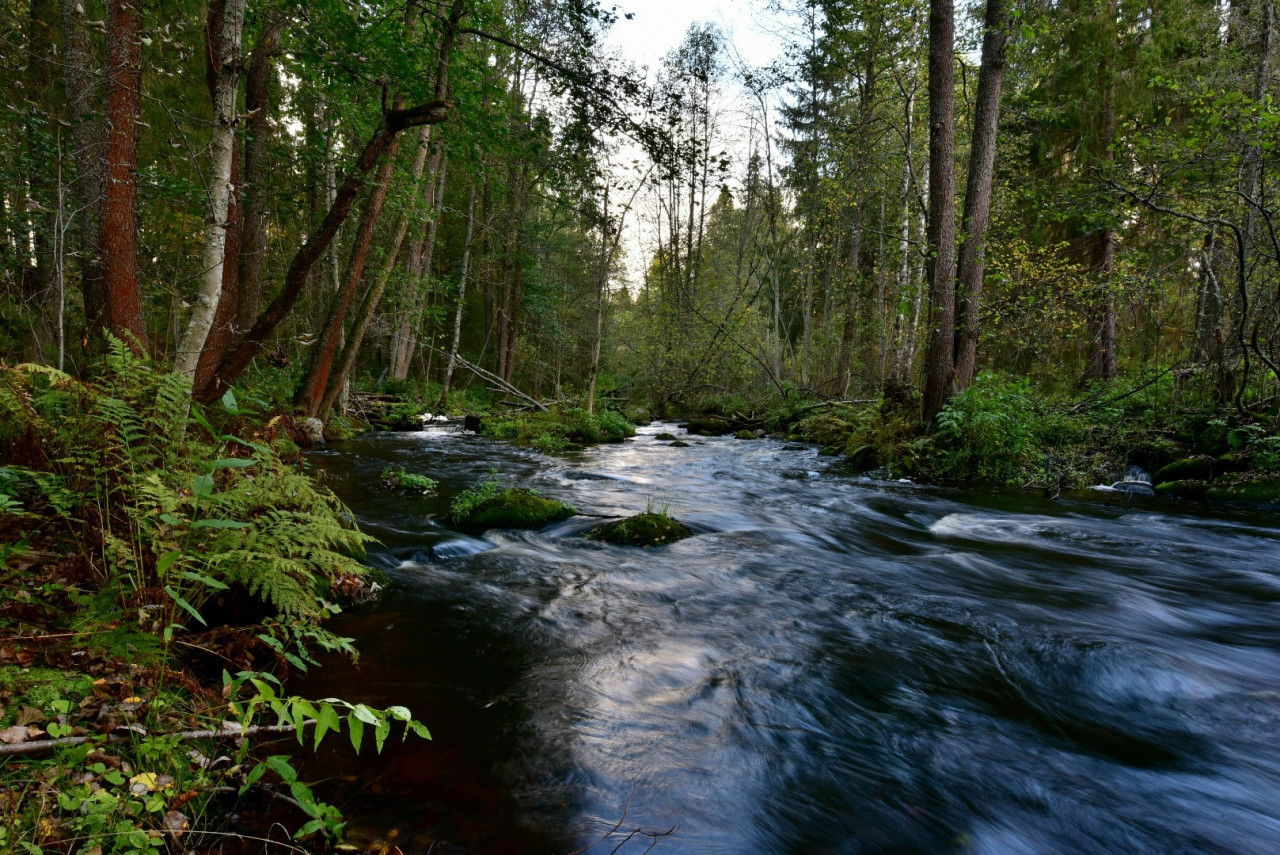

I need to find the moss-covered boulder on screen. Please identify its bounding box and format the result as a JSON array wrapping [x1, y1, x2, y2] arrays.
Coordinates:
[[1205, 478, 1280, 504], [449, 487, 575, 531], [655, 432, 677, 440], [1153, 457, 1214, 485], [1216, 452, 1251, 473], [585, 513, 693, 547], [735, 430, 757, 440], [670, 440, 691, 448], [1154, 479, 1210, 500], [684, 418, 734, 436]]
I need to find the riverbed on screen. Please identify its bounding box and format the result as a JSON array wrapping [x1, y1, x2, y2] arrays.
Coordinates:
[[296, 422, 1280, 854]]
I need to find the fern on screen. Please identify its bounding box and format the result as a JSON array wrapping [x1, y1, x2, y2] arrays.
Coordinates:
[[1, 344, 374, 656]]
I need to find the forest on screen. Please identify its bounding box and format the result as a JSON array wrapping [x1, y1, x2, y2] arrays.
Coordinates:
[[0, 0, 1278, 851]]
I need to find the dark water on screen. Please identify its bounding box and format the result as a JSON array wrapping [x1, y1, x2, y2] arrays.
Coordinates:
[[296, 423, 1280, 854]]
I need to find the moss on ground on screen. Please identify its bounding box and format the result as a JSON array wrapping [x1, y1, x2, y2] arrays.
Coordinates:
[[585, 513, 693, 547], [450, 487, 576, 531]]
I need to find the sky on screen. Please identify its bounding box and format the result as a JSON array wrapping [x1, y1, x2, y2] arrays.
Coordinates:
[[602, 0, 784, 73], [599, 1, 789, 286]]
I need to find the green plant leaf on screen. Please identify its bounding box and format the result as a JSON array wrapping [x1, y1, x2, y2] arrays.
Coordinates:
[[164, 585, 207, 626]]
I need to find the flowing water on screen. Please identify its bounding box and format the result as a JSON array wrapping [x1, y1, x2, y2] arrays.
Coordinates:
[[296, 423, 1280, 854]]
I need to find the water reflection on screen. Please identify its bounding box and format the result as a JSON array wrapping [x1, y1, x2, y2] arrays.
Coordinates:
[[296, 423, 1280, 854]]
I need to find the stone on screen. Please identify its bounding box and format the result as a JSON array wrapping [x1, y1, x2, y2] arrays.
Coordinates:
[[299, 417, 325, 447], [585, 512, 693, 547]]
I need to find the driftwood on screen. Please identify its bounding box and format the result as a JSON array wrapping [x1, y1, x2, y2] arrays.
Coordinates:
[[418, 343, 547, 411], [0, 720, 315, 757]]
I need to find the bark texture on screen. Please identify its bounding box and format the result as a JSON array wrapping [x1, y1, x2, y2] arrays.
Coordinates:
[[101, 0, 148, 354]]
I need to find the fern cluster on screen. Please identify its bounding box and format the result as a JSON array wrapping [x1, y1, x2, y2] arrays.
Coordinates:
[[0, 337, 370, 633]]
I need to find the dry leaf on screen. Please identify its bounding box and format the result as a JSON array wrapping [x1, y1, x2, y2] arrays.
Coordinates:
[[162, 809, 189, 838], [16, 706, 46, 726], [0, 725, 30, 744]]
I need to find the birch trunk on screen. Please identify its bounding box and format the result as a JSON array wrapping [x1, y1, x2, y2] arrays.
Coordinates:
[[175, 0, 246, 379]]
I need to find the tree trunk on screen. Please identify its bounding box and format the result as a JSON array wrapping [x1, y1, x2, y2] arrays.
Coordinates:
[[952, 0, 1011, 391], [316, 125, 435, 420], [587, 184, 610, 416], [1084, 228, 1118, 380], [60, 0, 107, 353], [101, 0, 148, 355], [391, 148, 447, 379], [442, 185, 478, 400], [1083, 12, 1119, 383], [23, 0, 60, 364], [234, 3, 288, 335], [295, 122, 405, 417], [920, 0, 958, 421], [176, 0, 246, 380], [195, 97, 451, 402]]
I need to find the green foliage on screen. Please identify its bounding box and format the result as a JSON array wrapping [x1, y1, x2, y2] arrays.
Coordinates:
[[929, 374, 1039, 485], [449, 470, 505, 522], [0, 340, 372, 627], [379, 465, 438, 495], [479, 407, 635, 450]]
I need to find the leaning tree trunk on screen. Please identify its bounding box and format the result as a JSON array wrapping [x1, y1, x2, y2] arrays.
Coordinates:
[[101, 0, 149, 355], [441, 185, 478, 400], [920, 0, 958, 422], [316, 125, 435, 420], [60, 0, 107, 349], [586, 184, 610, 416], [195, 98, 451, 402], [295, 123, 405, 417], [176, 0, 246, 380], [952, 0, 1011, 391]]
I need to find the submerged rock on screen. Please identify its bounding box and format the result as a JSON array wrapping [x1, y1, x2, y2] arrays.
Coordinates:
[[669, 440, 691, 448], [1108, 480, 1155, 497], [585, 512, 693, 547]]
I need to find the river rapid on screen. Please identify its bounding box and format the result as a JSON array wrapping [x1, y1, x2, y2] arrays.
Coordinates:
[[296, 422, 1280, 854]]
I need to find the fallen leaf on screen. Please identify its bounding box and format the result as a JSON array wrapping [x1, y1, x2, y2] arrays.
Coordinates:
[[16, 706, 46, 726], [0, 725, 30, 744], [129, 772, 161, 794], [162, 809, 189, 838]]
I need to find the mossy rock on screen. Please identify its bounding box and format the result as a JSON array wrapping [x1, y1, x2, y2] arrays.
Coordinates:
[[1153, 457, 1214, 485], [734, 430, 757, 440], [669, 440, 691, 448], [1216, 452, 1251, 473], [451, 488, 575, 531], [846, 444, 879, 472], [684, 418, 734, 437], [585, 513, 693, 547], [1205, 478, 1280, 504], [819, 445, 841, 456], [655, 432, 677, 440], [1154, 480, 1210, 500]]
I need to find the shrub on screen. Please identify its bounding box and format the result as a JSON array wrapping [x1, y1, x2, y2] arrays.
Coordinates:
[[930, 373, 1039, 484], [380, 465, 438, 495]]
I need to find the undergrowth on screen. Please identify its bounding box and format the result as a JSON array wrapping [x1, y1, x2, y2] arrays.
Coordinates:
[[0, 340, 431, 851]]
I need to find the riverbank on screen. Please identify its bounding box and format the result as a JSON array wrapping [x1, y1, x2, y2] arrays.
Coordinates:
[[0, 353, 427, 853]]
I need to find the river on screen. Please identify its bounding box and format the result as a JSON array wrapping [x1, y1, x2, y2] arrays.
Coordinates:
[[296, 422, 1280, 854]]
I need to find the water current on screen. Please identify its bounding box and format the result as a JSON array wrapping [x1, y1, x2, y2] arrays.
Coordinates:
[[296, 422, 1280, 854]]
